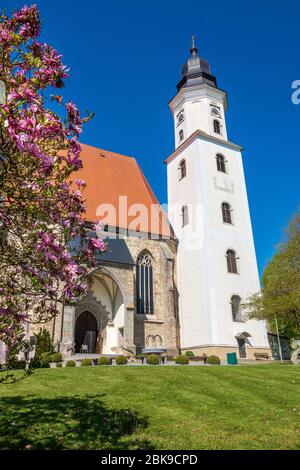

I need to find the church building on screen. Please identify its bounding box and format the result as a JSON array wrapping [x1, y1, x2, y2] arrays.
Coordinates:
[[28, 39, 271, 361]]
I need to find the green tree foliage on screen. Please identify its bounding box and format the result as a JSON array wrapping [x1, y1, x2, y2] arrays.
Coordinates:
[[244, 209, 300, 339], [34, 329, 54, 358]]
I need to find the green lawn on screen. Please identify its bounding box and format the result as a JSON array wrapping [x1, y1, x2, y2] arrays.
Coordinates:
[[0, 365, 300, 450]]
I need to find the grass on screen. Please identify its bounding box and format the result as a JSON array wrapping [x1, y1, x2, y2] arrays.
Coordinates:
[[0, 365, 300, 450]]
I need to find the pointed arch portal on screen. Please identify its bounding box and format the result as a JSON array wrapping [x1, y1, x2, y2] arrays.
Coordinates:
[[75, 311, 98, 353]]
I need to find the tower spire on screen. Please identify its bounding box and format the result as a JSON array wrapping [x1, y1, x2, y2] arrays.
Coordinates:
[[177, 35, 216, 91], [190, 34, 198, 56]]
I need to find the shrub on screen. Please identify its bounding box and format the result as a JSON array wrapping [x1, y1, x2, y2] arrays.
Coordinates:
[[81, 358, 92, 367], [30, 357, 42, 369], [40, 352, 51, 367], [185, 351, 195, 358], [56, 362, 63, 368], [7, 357, 26, 370], [147, 354, 160, 365], [98, 356, 110, 366], [207, 355, 221, 365], [116, 355, 128, 365], [34, 329, 54, 358], [50, 352, 63, 363], [66, 360, 76, 367], [175, 355, 189, 365], [16, 360, 27, 370]]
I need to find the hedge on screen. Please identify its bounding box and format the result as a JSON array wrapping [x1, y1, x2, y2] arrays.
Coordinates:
[[175, 355, 189, 365], [98, 356, 111, 366], [50, 352, 63, 363], [207, 355, 221, 365], [81, 358, 93, 367], [116, 355, 128, 365], [185, 351, 195, 358], [147, 354, 160, 365], [66, 360, 76, 367]]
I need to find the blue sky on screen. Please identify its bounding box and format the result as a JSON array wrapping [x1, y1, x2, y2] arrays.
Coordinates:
[[7, 0, 300, 275]]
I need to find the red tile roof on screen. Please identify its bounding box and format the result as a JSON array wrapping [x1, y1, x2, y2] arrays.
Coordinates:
[[73, 144, 172, 237]]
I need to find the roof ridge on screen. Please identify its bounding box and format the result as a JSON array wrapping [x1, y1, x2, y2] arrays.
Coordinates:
[[80, 142, 136, 161]]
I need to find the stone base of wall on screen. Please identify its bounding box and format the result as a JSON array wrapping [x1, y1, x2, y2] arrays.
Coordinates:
[[181, 345, 272, 362], [166, 348, 179, 356]]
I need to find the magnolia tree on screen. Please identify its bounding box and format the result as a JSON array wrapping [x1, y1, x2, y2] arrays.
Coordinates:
[[0, 5, 106, 354]]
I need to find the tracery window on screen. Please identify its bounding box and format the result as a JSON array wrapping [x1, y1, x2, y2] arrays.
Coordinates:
[[136, 251, 153, 314]]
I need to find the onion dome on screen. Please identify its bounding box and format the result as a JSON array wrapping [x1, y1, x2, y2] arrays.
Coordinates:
[[177, 36, 217, 91]]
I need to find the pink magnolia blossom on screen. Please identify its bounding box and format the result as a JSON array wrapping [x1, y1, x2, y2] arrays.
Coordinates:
[[89, 238, 107, 252], [0, 4, 105, 353]]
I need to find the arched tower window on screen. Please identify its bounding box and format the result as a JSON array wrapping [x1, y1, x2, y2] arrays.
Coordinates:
[[179, 129, 184, 142], [226, 249, 238, 274], [213, 119, 221, 134], [178, 112, 184, 124], [136, 251, 153, 315], [216, 154, 226, 173], [181, 205, 189, 226], [222, 202, 232, 224], [179, 159, 186, 179], [231, 295, 242, 322]]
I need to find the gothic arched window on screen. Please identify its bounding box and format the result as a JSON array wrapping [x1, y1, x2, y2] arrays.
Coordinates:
[[213, 119, 221, 134], [231, 295, 242, 322], [222, 202, 232, 224], [179, 129, 184, 142], [226, 249, 238, 274], [216, 154, 226, 173], [136, 251, 153, 315], [154, 335, 163, 348], [179, 159, 186, 179], [146, 335, 154, 348], [182, 205, 189, 227]]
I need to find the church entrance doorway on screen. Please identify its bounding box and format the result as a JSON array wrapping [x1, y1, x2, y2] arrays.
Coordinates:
[[237, 338, 246, 358], [75, 311, 98, 353]]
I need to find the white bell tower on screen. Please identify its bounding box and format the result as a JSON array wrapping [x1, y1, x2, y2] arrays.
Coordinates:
[[166, 37, 270, 360]]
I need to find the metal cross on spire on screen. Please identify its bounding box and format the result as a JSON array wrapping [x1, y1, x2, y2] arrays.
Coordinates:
[[190, 34, 198, 55]]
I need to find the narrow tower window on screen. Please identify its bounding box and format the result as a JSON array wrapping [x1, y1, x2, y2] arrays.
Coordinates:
[[213, 119, 221, 134], [222, 202, 232, 224], [179, 159, 186, 179], [231, 295, 242, 322], [226, 249, 238, 274], [136, 251, 153, 315], [181, 205, 189, 226], [179, 129, 184, 142], [216, 154, 226, 173]]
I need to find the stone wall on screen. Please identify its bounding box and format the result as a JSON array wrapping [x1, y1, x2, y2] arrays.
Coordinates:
[[124, 235, 179, 355], [26, 232, 180, 357]]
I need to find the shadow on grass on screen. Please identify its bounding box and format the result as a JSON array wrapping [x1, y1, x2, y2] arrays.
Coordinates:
[[0, 395, 153, 450]]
